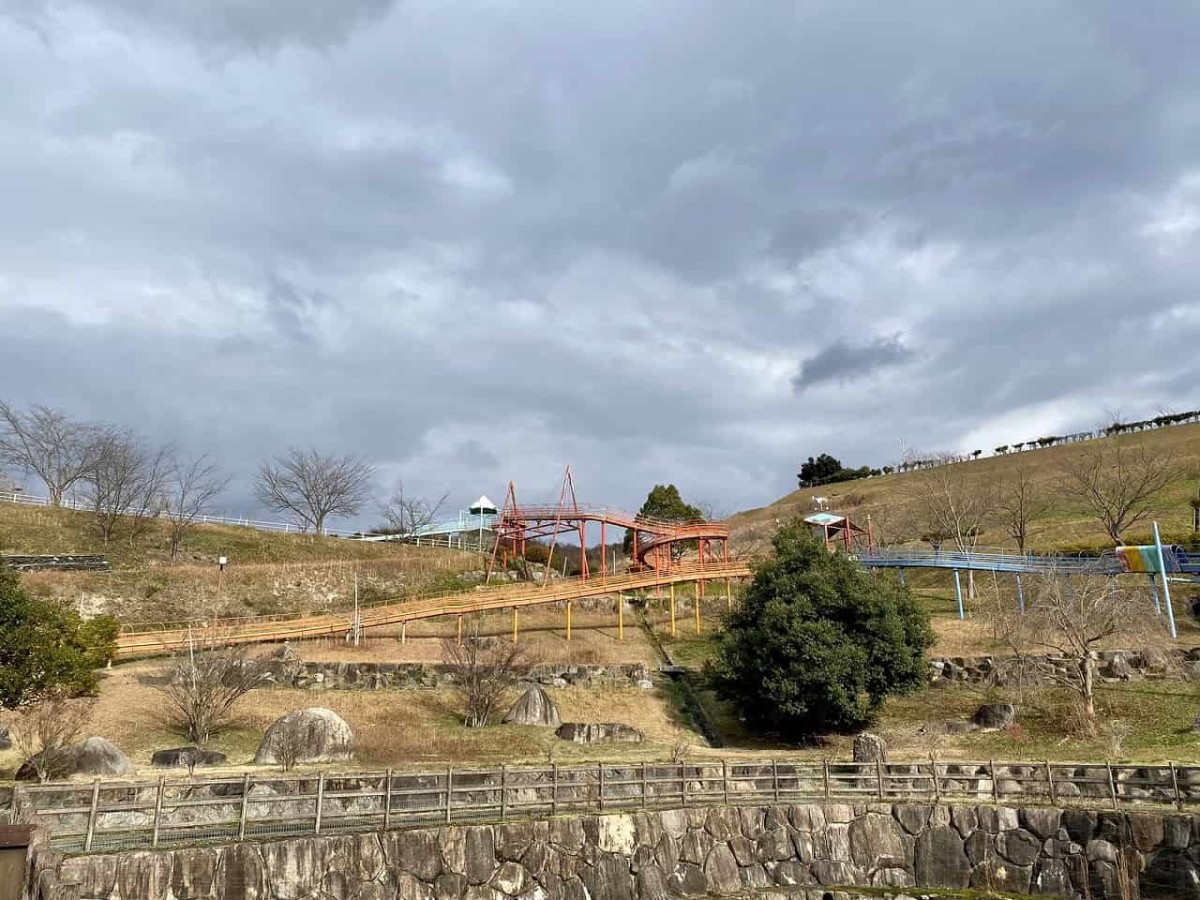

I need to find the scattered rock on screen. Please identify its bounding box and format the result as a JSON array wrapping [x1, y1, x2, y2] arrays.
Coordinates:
[[555, 722, 644, 744], [852, 732, 888, 763], [20, 737, 137, 780], [971, 703, 1016, 730], [502, 686, 561, 728], [254, 708, 353, 765], [1142, 850, 1200, 900], [151, 747, 228, 769]]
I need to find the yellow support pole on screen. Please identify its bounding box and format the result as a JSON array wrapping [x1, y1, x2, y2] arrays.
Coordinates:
[[695, 581, 702, 635], [617, 596, 624, 641], [401, 621, 407, 644], [669, 584, 676, 638], [512, 607, 519, 643], [566, 600, 572, 641]]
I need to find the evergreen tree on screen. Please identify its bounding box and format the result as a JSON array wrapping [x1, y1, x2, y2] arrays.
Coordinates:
[[622, 484, 703, 554], [708, 521, 933, 738], [0, 564, 118, 708]]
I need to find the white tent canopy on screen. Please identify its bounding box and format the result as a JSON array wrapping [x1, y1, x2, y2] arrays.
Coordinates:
[[469, 495, 498, 515]]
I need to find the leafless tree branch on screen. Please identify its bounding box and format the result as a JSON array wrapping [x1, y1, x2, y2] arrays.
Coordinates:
[[380, 481, 448, 536], [0, 401, 110, 507], [164, 454, 229, 562], [254, 448, 374, 535], [1060, 440, 1184, 543]]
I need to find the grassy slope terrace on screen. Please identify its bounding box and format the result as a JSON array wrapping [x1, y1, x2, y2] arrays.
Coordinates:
[[0, 501, 483, 624], [730, 423, 1200, 555]]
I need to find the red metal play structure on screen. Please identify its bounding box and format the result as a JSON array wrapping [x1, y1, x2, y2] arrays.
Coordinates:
[[487, 466, 731, 585], [115, 467, 748, 657]]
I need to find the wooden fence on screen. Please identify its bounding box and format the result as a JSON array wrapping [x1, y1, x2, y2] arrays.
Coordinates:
[[18, 758, 1200, 855]]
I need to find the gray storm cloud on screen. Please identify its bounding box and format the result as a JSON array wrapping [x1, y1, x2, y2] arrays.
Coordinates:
[[0, 1, 1198, 525], [793, 336, 914, 391]]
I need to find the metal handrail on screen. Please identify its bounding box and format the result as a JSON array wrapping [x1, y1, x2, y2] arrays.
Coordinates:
[[21, 756, 1200, 855]]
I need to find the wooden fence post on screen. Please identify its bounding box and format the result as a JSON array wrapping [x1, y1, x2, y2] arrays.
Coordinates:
[[990, 760, 998, 803], [598, 763, 606, 812], [151, 777, 166, 848], [383, 769, 393, 830], [1107, 763, 1119, 810], [823, 759, 831, 802], [931, 759, 942, 803], [723, 760, 730, 806], [238, 773, 250, 841], [1170, 762, 1183, 810], [772, 759, 779, 804], [84, 779, 100, 852], [446, 767, 454, 824], [500, 765, 508, 819], [681, 763, 688, 807], [876, 758, 885, 800], [1045, 760, 1056, 804], [551, 764, 559, 816], [315, 773, 326, 834], [641, 763, 648, 810]]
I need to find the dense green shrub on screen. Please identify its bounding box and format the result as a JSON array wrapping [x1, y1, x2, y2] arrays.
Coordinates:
[[708, 522, 934, 739], [0, 564, 118, 708]]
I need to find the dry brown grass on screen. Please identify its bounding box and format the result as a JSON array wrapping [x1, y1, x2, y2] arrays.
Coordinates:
[[294, 603, 658, 665], [732, 424, 1200, 554], [14, 545, 482, 624], [0, 657, 694, 779]]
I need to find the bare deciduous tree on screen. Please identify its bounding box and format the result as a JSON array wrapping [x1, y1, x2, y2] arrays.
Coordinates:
[[994, 461, 1051, 551], [443, 630, 531, 727], [164, 454, 229, 562], [989, 573, 1158, 735], [11, 692, 93, 782], [0, 401, 108, 507], [271, 716, 313, 772], [1061, 440, 1184, 544], [83, 430, 171, 546], [904, 462, 994, 597], [254, 448, 374, 535], [157, 640, 271, 744], [380, 482, 448, 537]]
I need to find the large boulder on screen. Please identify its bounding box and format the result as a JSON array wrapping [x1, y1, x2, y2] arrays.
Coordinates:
[[0, 723, 9, 751], [503, 686, 561, 727], [254, 708, 353, 765], [555, 722, 644, 744], [19, 737, 136, 780], [853, 732, 888, 763], [73, 738, 137, 776], [151, 747, 228, 769], [971, 703, 1016, 730]]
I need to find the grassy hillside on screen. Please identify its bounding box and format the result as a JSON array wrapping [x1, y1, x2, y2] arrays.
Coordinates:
[[731, 423, 1200, 554], [0, 502, 484, 624]]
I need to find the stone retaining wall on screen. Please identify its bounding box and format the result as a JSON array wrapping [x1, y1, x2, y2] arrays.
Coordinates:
[[261, 660, 654, 691], [929, 648, 1200, 688], [46, 802, 1200, 899]]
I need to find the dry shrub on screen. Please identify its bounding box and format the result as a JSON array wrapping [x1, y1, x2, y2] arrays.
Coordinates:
[[11, 692, 93, 782]]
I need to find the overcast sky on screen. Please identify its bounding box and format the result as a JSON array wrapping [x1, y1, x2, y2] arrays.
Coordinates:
[[2, 2, 1199, 526]]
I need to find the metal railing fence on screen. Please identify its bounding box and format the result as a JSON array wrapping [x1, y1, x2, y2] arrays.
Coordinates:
[[19, 757, 1200, 855]]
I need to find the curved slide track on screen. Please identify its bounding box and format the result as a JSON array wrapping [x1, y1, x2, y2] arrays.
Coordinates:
[[115, 558, 751, 659], [856, 547, 1200, 578]]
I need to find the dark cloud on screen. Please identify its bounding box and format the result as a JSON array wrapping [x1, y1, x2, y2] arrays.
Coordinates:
[[793, 336, 915, 391], [1, 1, 1199, 527], [4, 0, 397, 53]]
